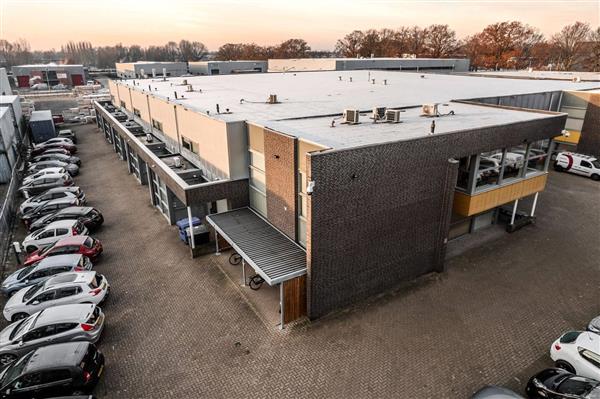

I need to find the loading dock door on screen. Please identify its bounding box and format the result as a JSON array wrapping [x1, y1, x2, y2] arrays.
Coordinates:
[[71, 74, 84, 86]]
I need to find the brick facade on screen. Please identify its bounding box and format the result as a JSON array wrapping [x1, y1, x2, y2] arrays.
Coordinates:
[[577, 93, 600, 157], [307, 115, 567, 318], [264, 129, 297, 239]]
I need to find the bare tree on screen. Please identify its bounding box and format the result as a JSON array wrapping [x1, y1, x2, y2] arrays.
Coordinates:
[[424, 24, 459, 58], [273, 39, 310, 58], [551, 21, 592, 70], [334, 30, 365, 57], [178, 40, 207, 61], [585, 27, 600, 72]]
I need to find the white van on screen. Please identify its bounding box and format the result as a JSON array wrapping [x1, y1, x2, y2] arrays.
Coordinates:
[[554, 152, 600, 180]]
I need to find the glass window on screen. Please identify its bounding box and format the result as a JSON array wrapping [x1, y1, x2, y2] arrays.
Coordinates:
[[581, 160, 592, 168], [42, 369, 71, 384], [14, 372, 42, 389], [55, 228, 69, 236], [526, 139, 551, 175], [152, 119, 163, 132], [34, 290, 56, 303], [298, 217, 307, 247], [476, 151, 502, 190], [57, 286, 79, 299], [249, 168, 266, 193], [181, 137, 199, 154], [502, 144, 528, 181]]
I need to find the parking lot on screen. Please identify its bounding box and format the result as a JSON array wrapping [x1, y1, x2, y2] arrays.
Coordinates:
[[2, 121, 599, 398]]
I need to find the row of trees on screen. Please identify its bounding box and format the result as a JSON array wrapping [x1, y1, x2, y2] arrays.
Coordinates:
[[0, 21, 598, 71]]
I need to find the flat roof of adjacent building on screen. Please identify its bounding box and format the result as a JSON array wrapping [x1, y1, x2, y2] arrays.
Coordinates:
[[257, 102, 558, 150], [14, 63, 83, 68], [471, 70, 600, 82], [116, 70, 599, 123], [29, 109, 53, 121]]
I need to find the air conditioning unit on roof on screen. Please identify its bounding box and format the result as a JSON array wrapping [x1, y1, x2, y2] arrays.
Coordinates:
[[343, 109, 360, 124], [385, 109, 401, 123], [422, 103, 439, 117], [372, 107, 386, 120]]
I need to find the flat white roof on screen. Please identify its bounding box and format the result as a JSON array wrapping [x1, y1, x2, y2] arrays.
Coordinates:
[[15, 64, 83, 68], [471, 70, 600, 82], [29, 110, 53, 121], [117, 70, 599, 122], [0, 95, 19, 103], [258, 102, 557, 150], [0, 107, 9, 119]]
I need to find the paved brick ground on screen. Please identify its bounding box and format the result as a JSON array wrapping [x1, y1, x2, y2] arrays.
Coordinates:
[[2, 122, 599, 398]]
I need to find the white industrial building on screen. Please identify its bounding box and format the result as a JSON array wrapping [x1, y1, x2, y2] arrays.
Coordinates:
[[0, 68, 12, 95], [0, 95, 24, 137], [268, 57, 470, 73], [12, 63, 86, 87], [188, 61, 267, 75], [0, 107, 18, 182], [115, 62, 189, 78]]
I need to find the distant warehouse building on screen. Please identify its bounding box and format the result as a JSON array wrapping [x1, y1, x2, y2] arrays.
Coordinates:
[[115, 61, 188, 79], [96, 71, 597, 326], [268, 57, 470, 72], [188, 60, 267, 75], [12, 63, 86, 87]]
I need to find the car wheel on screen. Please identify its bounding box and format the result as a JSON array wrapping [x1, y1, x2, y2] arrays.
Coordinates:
[[555, 360, 575, 373], [591, 174, 600, 181], [25, 245, 37, 253], [0, 354, 16, 366], [11, 313, 28, 322], [554, 164, 564, 172]]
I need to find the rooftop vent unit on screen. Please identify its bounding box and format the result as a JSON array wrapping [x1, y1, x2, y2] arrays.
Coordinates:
[[372, 107, 386, 121], [343, 109, 360, 124], [422, 103, 439, 117], [385, 109, 401, 123], [186, 84, 193, 92], [182, 79, 188, 85], [146, 133, 153, 143], [268, 94, 278, 104], [174, 157, 182, 168]]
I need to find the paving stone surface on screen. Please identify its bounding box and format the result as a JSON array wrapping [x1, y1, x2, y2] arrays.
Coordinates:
[[2, 122, 599, 399]]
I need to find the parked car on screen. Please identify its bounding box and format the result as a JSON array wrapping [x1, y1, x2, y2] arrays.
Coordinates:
[[588, 316, 600, 334], [1, 254, 93, 297], [551, 331, 600, 380], [52, 83, 68, 90], [29, 207, 103, 233], [23, 236, 103, 267], [0, 341, 105, 397], [27, 160, 79, 176], [19, 187, 85, 215], [0, 304, 105, 366], [38, 137, 74, 146], [31, 147, 72, 157], [22, 220, 88, 253], [471, 386, 524, 398], [554, 152, 600, 181], [30, 82, 48, 90], [3, 273, 109, 321], [489, 152, 525, 170], [20, 197, 80, 227], [526, 368, 600, 398], [23, 167, 68, 185], [58, 129, 77, 143], [18, 174, 73, 197], [31, 153, 81, 166], [31, 141, 77, 156]]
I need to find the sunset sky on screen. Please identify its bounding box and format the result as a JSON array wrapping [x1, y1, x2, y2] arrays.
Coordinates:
[[1, 0, 598, 51]]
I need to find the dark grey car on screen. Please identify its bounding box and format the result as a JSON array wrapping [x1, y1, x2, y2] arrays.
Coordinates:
[[32, 153, 81, 166], [20, 197, 80, 226], [0, 304, 105, 366], [0, 254, 92, 297]]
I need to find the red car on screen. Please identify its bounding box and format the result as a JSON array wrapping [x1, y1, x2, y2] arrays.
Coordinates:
[[24, 235, 103, 266]]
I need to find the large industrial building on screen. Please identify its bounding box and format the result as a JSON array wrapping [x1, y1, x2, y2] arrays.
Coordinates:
[[115, 62, 189, 78], [12, 63, 86, 87], [188, 60, 267, 75], [96, 71, 598, 326], [268, 57, 470, 72], [0, 68, 12, 95]]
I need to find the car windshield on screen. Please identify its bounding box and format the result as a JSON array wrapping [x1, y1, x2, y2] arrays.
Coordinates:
[[0, 351, 33, 386], [559, 377, 597, 395], [38, 241, 59, 256], [593, 160, 600, 169], [16, 265, 36, 280], [23, 282, 44, 301], [560, 331, 582, 343], [9, 315, 35, 340], [586, 386, 600, 399], [84, 237, 94, 248]]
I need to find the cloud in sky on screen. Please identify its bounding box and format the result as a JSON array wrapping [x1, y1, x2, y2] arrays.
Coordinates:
[[1, 0, 598, 50]]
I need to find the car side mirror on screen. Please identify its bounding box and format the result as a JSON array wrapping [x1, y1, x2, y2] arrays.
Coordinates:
[[17, 340, 24, 347], [31, 300, 39, 305], [532, 378, 546, 390]]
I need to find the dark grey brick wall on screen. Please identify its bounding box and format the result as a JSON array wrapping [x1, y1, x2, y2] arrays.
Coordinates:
[[185, 179, 249, 210], [264, 129, 297, 239], [577, 93, 600, 157], [307, 114, 567, 318]]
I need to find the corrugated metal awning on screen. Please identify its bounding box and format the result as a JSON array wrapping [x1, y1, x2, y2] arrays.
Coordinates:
[[206, 208, 307, 285]]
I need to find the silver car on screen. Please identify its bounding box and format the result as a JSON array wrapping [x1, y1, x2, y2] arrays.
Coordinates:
[[18, 173, 73, 197], [3, 271, 110, 321], [23, 167, 67, 185], [19, 189, 78, 215], [0, 304, 105, 366], [20, 197, 80, 226], [22, 219, 88, 253], [0, 254, 93, 297], [28, 159, 79, 176]]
